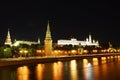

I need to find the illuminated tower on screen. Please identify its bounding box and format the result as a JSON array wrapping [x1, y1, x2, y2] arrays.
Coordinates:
[[4, 29, 12, 46], [38, 38, 40, 44], [44, 21, 53, 56], [89, 34, 92, 43]]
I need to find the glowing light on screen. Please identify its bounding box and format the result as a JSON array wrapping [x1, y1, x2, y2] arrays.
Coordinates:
[[93, 58, 98, 66], [111, 56, 113, 59], [53, 61, 63, 80], [70, 60, 78, 80], [36, 64, 45, 80], [71, 50, 77, 55], [118, 56, 120, 61], [17, 66, 30, 80], [101, 57, 106, 60], [83, 59, 93, 80], [36, 50, 42, 53], [88, 63, 92, 67], [101, 57, 106, 64], [83, 50, 88, 54], [83, 59, 88, 67], [92, 50, 98, 53], [19, 50, 23, 53]]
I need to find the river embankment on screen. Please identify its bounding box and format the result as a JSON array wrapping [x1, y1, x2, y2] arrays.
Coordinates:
[[0, 53, 120, 67]]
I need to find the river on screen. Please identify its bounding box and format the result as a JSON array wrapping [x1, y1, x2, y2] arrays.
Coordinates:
[[0, 56, 120, 80]]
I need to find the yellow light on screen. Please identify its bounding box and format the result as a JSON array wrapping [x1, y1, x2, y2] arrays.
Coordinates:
[[93, 58, 98, 66], [17, 66, 30, 80], [19, 50, 23, 53], [70, 60, 78, 80], [24, 50, 28, 53], [36, 64, 45, 80], [83, 59, 88, 67], [71, 50, 77, 54], [36, 50, 41, 53], [53, 61, 63, 80], [92, 50, 97, 53], [83, 50, 88, 54]]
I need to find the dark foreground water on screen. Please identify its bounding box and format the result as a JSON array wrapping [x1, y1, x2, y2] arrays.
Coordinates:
[[0, 56, 120, 80]]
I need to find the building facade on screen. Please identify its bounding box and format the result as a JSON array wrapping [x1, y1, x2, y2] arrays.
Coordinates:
[[13, 39, 40, 46], [57, 34, 99, 47]]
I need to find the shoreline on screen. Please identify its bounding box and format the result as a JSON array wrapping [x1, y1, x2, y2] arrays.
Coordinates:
[[0, 53, 120, 67]]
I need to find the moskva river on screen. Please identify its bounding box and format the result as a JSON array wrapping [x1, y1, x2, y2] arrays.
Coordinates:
[[0, 56, 120, 80]]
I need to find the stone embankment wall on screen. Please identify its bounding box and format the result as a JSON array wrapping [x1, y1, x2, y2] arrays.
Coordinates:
[[0, 53, 120, 67]]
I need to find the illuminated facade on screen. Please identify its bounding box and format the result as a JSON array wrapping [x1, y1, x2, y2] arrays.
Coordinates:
[[44, 21, 53, 56], [57, 34, 99, 47], [13, 39, 40, 46], [4, 29, 12, 46]]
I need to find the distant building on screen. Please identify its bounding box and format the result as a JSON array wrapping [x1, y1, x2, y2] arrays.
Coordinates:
[[4, 28, 40, 47], [57, 34, 99, 47], [4, 29, 12, 47], [13, 39, 40, 46]]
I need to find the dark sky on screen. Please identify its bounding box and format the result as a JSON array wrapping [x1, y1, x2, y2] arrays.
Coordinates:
[[0, 1, 120, 46]]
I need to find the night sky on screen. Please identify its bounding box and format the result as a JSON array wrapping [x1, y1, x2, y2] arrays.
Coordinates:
[[0, 1, 120, 46]]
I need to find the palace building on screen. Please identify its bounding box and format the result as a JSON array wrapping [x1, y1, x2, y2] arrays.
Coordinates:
[[12, 39, 40, 46], [57, 34, 99, 47]]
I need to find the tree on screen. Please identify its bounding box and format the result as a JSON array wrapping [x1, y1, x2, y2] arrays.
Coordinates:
[[4, 47, 12, 58], [0, 46, 4, 58]]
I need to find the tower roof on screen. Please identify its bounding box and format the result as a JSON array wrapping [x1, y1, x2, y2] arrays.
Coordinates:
[[4, 28, 12, 46], [45, 20, 52, 39]]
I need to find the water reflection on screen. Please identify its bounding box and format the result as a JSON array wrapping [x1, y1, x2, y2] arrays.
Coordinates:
[[82, 59, 93, 80], [1, 55, 120, 80], [101, 57, 107, 64], [36, 64, 45, 80], [52, 61, 63, 80], [70, 60, 78, 80], [92, 58, 98, 66], [92, 58, 100, 79], [17, 65, 30, 80], [118, 56, 120, 61], [83, 59, 89, 68], [0, 67, 16, 80]]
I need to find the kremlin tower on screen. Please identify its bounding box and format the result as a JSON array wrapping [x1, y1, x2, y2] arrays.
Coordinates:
[[4, 29, 12, 47], [44, 21, 53, 56]]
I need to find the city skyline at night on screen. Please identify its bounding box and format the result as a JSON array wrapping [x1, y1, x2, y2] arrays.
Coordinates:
[[0, 1, 120, 46]]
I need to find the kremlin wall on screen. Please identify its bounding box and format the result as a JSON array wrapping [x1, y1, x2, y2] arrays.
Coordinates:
[[1, 21, 120, 58]]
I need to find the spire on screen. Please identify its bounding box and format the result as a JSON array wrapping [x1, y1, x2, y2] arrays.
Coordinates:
[[4, 28, 12, 46], [89, 33, 92, 43], [109, 42, 112, 48], [45, 20, 51, 39], [38, 38, 40, 44]]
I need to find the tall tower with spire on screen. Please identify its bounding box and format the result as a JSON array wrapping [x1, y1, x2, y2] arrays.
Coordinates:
[[4, 29, 12, 47], [44, 21, 53, 56]]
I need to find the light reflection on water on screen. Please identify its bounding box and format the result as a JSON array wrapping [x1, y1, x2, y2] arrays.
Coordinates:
[[17, 65, 30, 80], [70, 60, 78, 80], [35, 64, 45, 80], [52, 61, 63, 80], [1, 56, 120, 80], [92, 58, 98, 66], [83, 59, 94, 80]]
